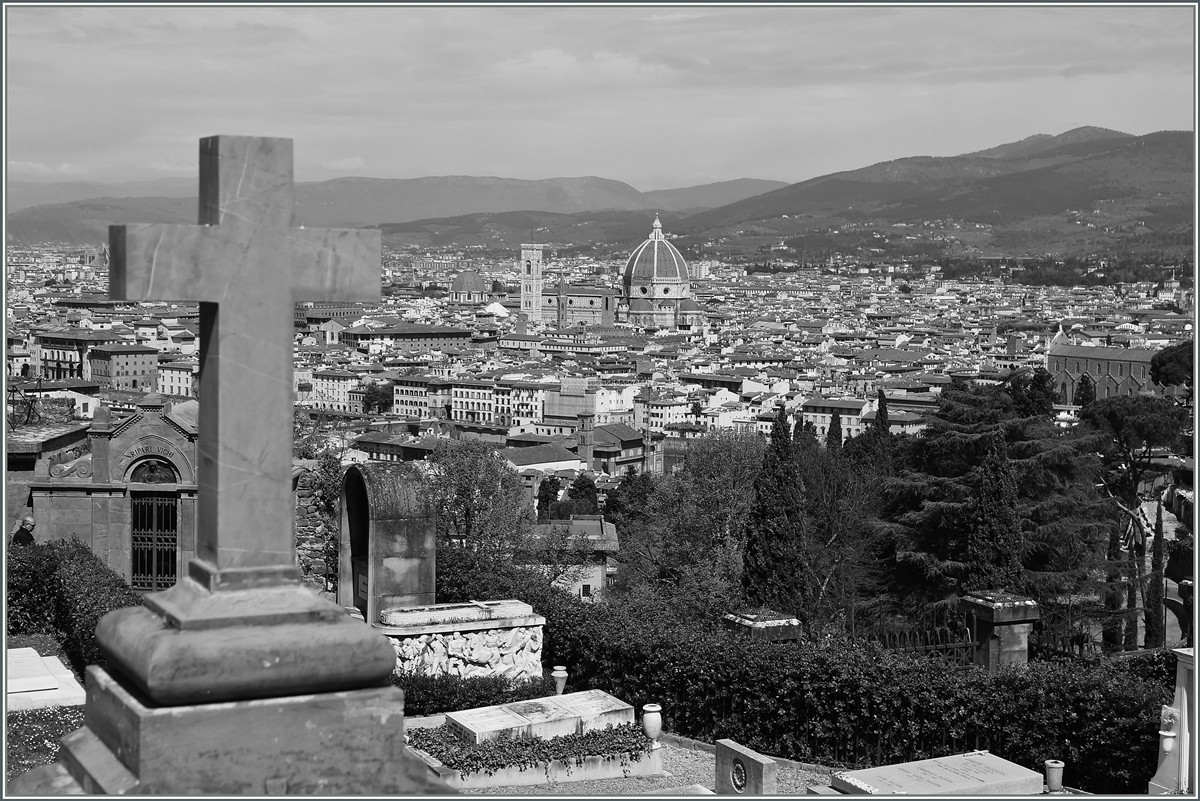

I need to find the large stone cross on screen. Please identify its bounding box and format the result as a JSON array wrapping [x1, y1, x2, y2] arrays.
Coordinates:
[[110, 136, 380, 587]]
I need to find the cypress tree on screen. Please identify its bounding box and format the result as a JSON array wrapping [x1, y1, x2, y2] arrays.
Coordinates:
[[874, 389, 890, 435], [742, 408, 804, 615], [1075, 373, 1096, 408], [827, 409, 843, 452]]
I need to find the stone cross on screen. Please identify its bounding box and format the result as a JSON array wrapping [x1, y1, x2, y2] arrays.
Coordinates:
[[110, 136, 380, 586]]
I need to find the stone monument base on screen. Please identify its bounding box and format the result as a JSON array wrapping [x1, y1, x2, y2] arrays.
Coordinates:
[[9, 666, 453, 795]]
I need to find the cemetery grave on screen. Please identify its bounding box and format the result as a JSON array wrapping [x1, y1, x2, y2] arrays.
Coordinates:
[[6, 647, 85, 712]]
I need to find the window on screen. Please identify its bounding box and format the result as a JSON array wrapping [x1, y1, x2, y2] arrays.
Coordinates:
[[581, 584, 592, 598]]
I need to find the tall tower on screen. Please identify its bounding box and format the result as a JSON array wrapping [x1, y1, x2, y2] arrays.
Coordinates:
[[519, 243, 545, 323]]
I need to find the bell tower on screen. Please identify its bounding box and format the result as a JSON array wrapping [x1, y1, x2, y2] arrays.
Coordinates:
[[519, 243, 544, 323]]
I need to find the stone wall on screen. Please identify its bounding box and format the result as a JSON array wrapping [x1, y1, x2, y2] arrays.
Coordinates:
[[293, 464, 333, 594]]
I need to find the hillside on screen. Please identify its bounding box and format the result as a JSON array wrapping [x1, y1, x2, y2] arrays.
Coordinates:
[[6, 177, 196, 213], [6, 127, 1192, 258], [6, 176, 783, 244], [677, 129, 1193, 258]]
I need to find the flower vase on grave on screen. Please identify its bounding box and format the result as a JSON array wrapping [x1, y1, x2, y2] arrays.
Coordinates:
[[642, 703, 663, 749], [551, 665, 568, 694], [1044, 759, 1064, 791]]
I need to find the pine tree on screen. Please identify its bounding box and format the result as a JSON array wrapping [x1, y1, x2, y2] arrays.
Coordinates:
[[881, 381, 1109, 614]]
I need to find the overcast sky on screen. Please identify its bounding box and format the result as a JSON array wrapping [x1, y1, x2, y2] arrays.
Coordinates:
[[5, 5, 1195, 190]]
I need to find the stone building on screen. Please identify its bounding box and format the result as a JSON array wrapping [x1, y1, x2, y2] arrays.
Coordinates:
[[28, 395, 199, 592], [1047, 344, 1183, 404], [25, 395, 334, 595]]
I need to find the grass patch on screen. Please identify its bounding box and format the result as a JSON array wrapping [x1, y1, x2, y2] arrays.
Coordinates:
[[6, 706, 86, 781]]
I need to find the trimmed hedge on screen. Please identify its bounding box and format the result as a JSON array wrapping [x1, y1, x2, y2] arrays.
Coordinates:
[[456, 576, 1173, 795], [7, 538, 143, 678], [388, 670, 557, 717]]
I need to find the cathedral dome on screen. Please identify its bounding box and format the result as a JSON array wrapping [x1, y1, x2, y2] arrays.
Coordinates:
[[622, 215, 689, 295], [450, 270, 487, 295]]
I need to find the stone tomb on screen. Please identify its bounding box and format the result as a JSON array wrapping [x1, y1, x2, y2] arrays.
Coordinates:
[[831, 750, 1043, 795], [6, 647, 86, 711], [340, 462, 436, 623], [445, 689, 633, 744], [378, 599, 546, 680], [715, 738, 778, 795]]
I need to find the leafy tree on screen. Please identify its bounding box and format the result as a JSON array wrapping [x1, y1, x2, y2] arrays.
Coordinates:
[[425, 440, 533, 560], [1075, 373, 1096, 408], [874, 389, 890, 434], [1150, 341, 1193, 399], [536, 475, 562, 522], [602, 467, 655, 527], [612, 428, 765, 620], [361, 382, 393, 414], [792, 420, 890, 636], [567, 474, 599, 515]]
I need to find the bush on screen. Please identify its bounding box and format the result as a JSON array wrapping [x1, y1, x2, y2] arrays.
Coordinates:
[[50, 538, 143, 675], [7, 543, 65, 639], [388, 670, 556, 717], [6, 537, 143, 678]]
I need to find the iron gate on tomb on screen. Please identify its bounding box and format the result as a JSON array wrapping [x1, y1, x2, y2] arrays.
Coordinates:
[[131, 492, 178, 592]]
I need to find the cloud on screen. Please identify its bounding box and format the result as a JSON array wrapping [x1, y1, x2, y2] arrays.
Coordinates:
[[7, 161, 88, 176]]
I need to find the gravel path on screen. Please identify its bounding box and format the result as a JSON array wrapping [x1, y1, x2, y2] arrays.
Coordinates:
[[461, 741, 833, 795]]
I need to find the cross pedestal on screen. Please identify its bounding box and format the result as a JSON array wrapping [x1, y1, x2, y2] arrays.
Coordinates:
[[10, 136, 453, 795]]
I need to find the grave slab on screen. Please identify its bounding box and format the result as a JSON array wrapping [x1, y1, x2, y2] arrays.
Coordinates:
[[831, 751, 1043, 795], [716, 738, 778, 794], [7, 650, 86, 711], [7, 647, 61, 693], [445, 689, 634, 744]]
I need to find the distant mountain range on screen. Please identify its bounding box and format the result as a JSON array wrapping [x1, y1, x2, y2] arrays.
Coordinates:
[[6, 127, 1193, 258]]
